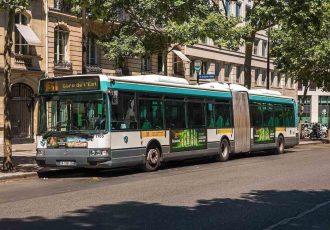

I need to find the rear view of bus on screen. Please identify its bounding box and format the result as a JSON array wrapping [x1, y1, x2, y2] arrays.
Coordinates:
[[36, 75, 111, 168]]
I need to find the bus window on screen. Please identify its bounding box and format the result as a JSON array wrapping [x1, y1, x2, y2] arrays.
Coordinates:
[[284, 105, 294, 127], [111, 92, 137, 130], [274, 104, 284, 127], [214, 102, 232, 128], [165, 100, 186, 129], [262, 103, 274, 127], [139, 99, 164, 130], [187, 102, 205, 128], [250, 102, 262, 127], [207, 103, 215, 128], [38, 93, 107, 134]]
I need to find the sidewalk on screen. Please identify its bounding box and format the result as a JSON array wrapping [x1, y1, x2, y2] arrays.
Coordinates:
[[0, 143, 39, 181], [0, 139, 329, 181]]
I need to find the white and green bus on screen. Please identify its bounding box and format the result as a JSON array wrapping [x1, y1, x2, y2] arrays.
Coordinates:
[[36, 74, 299, 171]]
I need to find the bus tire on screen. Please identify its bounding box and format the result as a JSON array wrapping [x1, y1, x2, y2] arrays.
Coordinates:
[[143, 147, 161, 172], [276, 135, 285, 154], [216, 138, 230, 162]]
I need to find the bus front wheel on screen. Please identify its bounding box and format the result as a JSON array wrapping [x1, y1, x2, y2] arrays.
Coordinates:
[[276, 135, 285, 154], [216, 139, 230, 162], [144, 147, 161, 172]]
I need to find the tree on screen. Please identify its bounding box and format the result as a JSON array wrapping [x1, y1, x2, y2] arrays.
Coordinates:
[[0, 0, 29, 171], [68, 0, 237, 76], [271, 1, 330, 120]]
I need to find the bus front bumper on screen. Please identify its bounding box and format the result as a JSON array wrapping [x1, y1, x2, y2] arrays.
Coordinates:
[[36, 148, 112, 168]]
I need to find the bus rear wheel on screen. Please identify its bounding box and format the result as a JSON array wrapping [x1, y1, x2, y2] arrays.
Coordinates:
[[276, 135, 285, 154], [216, 139, 230, 162], [144, 147, 160, 172]]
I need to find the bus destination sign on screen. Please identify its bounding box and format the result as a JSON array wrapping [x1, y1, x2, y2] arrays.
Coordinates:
[[43, 77, 99, 93]]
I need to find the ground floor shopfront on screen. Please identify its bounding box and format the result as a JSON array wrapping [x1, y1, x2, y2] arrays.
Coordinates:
[[298, 88, 330, 127]]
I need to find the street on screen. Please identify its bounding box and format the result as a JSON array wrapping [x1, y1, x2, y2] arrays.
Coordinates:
[[0, 144, 330, 230]]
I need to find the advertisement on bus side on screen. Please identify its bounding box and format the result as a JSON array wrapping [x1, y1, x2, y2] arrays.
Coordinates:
[[253, 127, 275, 144], [170, 129, 207, 152]]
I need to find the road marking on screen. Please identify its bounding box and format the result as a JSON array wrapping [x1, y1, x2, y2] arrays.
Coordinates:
[[263, 200, 330, 230]]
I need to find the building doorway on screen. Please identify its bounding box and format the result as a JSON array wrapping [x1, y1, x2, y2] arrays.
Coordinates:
[[9, 83, 35, 143]]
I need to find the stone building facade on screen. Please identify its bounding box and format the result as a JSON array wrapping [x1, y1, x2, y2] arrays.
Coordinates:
[[0, 0, 297, 144]]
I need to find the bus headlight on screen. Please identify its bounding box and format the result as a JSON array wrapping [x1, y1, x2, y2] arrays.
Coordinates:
[[37, 149, 45, 156], [89, 149, 109, 156]]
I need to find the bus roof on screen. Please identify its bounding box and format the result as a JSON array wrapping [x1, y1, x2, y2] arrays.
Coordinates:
[[40, 74, 295, 103]]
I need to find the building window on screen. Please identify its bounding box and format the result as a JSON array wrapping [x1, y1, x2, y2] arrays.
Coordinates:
[[157, 53, 164, 74], [261, 69, 267, 86], [236, 3, 241, 17], [236, 66, 242, 83], [277, 74, 282, 88], [262, 40, 267, 57], [255, 68, 260, 85], [298, 96, 311, 123], [87, 33, 98, 65], [54, 26, 69, 65], [201, 61, 209, 75], [245, 5, 251, 21], [253, 39, 259, 55], [225, 0, 231, 16], [298, 81, 303, 91], [319, 96, 330, 127], [224, 65, 230, 81], [215, 63, 221, 81], [271, 72, 275, 87], [309, 82, 317, 91], [141, 54, 152, 73], [54, 0, 72, 13], [15, 13, 29, 55]]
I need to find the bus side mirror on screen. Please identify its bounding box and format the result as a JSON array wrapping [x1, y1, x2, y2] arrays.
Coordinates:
[[111, 90, 118, 105]]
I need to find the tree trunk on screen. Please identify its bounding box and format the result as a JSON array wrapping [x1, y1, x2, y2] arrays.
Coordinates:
[[244, 32, 256, 89], [3, 8, 15, 172]]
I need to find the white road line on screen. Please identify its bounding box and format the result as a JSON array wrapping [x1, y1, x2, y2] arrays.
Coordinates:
[[263, 200, 330, 230]]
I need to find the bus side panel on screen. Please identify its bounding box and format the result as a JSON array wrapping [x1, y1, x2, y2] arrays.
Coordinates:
[[140, 130, 170, 155], [275, 127, 299, 148], [207, 128, 235, 153], [110, 131, 144, 167]]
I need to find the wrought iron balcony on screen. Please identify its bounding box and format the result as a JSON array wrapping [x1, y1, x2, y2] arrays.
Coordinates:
[[85, 64, 102, 74], [14, 53, 41, 71], [54, 60, 72, 70]]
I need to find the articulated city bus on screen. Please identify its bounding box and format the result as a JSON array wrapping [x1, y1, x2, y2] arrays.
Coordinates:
[[36, 74, 299, 171]]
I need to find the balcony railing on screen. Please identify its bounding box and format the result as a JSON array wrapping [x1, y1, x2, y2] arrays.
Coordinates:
[[86, 64, 102, 74], [14, 54, 41, 71], [54, 60, 72, 70]]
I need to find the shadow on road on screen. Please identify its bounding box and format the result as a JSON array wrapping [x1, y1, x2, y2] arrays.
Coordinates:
[[1, 189, 330, 230], [36, 149, 295, 179], [37, 149, 296, 179]]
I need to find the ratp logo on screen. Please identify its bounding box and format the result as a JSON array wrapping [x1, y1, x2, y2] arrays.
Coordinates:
[[124, 136, 128, 144]]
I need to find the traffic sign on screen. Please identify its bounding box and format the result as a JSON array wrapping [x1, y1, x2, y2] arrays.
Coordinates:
[[194, 60, 202, 72]]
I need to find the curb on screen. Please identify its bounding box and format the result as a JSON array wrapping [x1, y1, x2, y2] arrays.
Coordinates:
[[299, 139, 330, 145], [0, 172, 37, 181]]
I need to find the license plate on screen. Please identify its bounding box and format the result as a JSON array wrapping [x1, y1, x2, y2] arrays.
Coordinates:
[[58, 161, 76, 166]]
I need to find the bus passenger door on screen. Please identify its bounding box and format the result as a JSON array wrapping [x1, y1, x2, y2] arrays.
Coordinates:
[[232, 91, 251, 153]]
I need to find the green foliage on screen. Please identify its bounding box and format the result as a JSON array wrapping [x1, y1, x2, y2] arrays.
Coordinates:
[[271, 1, 330, 90], [0, 0, 28, 9], [67, 0, 237, 63]]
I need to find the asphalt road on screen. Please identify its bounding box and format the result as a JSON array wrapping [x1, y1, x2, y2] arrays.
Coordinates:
[[0, 144, 330, 230]]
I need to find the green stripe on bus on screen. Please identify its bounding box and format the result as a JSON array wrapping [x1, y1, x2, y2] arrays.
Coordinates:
[[110, 82, 232, 99], [249, 95, 294, 104]]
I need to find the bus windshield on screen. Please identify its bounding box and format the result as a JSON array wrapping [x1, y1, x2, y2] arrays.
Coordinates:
[[38, 93, 107, 136]]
